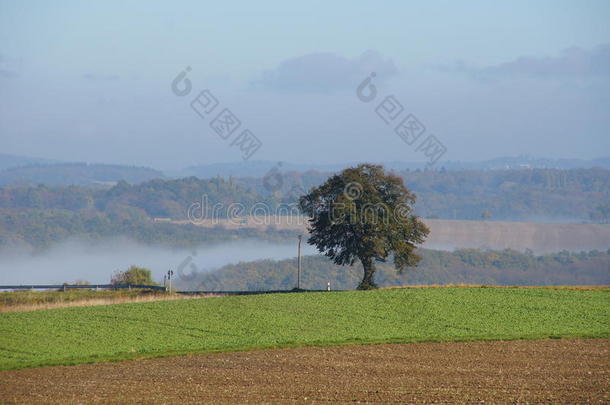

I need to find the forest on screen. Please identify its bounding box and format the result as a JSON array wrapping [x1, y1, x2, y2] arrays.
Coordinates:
[[0, 168, 609, 250], [182, 248, 610, 291]]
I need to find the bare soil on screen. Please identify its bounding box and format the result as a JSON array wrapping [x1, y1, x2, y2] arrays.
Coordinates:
[[1, 339, 608, 404]]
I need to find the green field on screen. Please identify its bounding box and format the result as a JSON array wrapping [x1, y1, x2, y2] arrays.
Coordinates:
[[0, 287, 608, 370]]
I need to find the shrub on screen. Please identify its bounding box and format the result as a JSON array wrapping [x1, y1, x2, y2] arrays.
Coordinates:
[[111, 265, 156, 285]]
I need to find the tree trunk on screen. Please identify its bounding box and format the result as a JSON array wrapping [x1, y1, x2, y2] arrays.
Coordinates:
[[357, 256, 378, 290]]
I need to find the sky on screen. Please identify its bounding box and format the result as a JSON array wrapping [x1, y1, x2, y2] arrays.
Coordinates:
[[0, 0, 609, 170]]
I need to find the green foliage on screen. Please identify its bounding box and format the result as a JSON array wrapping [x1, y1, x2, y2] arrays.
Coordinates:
[[95, 176, 267, 219], [0, 167, 609, 249], [0, 176, 267, 218], [238, 167, 610, 221], [0, 207, 299, 249], [111, 265, 156, 285], [300, 164, 429, 289], [0, 287, 608, 370], [2, 168, 608, 220], [397, 167, 610, 221], [186, 249, 610, 291]]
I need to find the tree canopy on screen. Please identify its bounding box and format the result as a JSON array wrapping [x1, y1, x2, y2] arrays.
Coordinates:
[[299, 164, 429, 289], [111, 265, 156, 285]]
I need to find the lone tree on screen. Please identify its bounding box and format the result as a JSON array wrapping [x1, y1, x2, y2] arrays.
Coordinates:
[[299, 164, 429, 289]]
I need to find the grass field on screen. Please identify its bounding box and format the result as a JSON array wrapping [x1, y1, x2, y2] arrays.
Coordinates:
[[0, 287, 608, 370]]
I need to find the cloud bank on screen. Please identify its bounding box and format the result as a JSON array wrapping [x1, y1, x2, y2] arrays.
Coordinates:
[[257, 50, 398, 93], [479, 43, 610, 78]]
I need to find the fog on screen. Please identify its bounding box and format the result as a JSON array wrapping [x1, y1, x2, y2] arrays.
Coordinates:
[[1, 2, 609, 286], [0, 238, 318, 286]]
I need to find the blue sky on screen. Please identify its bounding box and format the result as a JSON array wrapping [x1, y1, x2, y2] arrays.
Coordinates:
[[1, 0, 609, 169]]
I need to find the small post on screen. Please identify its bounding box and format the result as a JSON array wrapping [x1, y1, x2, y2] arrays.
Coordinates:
[[297, 235, 302, 290], [167, 270, 174, 293], [327, 282, 331, 291]]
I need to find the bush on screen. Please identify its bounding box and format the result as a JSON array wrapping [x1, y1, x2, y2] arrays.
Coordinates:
[[111, 265, 156, 285]]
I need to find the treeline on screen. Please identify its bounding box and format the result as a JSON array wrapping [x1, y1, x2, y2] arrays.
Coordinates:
[[0, 177, 270, 219], [0, 208, 299, 250], [1, 168, 609, 249], [1, 168, 609, 222], [240, 167, 610, 221], [182, 248, 610, 291], [0, 176, 287, 249], [401, 168, 610, 221]]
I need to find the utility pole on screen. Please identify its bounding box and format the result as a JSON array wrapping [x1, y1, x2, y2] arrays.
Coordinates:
[[167, 270, 174, 293], [297, 235, 302, 290]]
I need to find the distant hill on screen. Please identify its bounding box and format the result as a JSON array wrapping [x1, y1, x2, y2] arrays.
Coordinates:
[[0, 153, 57, 171], [181, 248, 610, 291], [1, 168, 609, 251], [440, 156, 610, 171], [175, 161, 346, 178], [0, 163, 164, 186], [174, 156, 610, 178], [1, 167, 609, 250], [227, 167, 610, 222]]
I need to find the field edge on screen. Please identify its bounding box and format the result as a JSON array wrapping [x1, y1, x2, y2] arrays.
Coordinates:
[[3, 333, 609, 372]]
